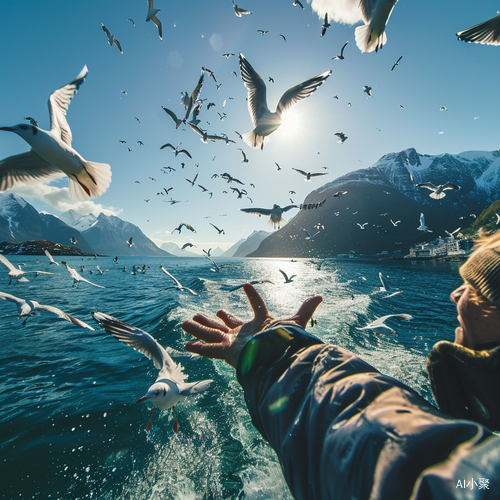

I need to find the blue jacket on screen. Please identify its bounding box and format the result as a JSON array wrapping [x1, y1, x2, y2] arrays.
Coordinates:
[[236, 323, 500, 499]]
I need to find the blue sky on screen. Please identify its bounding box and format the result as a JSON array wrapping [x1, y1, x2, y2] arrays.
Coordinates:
[[0, 1, 498, 252]]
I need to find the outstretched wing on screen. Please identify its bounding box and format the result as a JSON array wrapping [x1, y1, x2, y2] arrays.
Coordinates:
[[276, 70, 331, 116], [456, 14, 500, 45], [0, 290, 25, 304], [369, 313, 413, 327], [37, 303, 94, 330], [442, 182, 460, 191], [0, 254, 17, 272], [49, 65, 88, 146], [240, 207, 272, 216], [160, 266, 182, 287], [239, 53, 269, 126], [416, 182, 438, 191], [282, 204, 298, 213]]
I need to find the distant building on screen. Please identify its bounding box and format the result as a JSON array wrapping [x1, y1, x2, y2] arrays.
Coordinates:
[[409, 237, 470, 259]]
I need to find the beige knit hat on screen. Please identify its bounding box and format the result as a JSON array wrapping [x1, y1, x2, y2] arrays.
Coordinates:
[[460, 239, 500, 307]]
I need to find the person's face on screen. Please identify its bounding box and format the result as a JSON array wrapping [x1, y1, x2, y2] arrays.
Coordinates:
[[450, 283, 500, 349]]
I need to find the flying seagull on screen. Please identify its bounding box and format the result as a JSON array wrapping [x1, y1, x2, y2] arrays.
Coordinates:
[[292, 168, 328, 181], [44, 249, 59, 266], [355, 0, 399, 53], [126, 237, 133, 248], [181, 243, 196, 249], [391, 55, 403, 71], [172, 223, 196, 234], [0, 254, 54, 284], [333, 190, 348, 198], [185, 173, 198, 187], [181, 71, 205, 122], [357, 313, 413, 335], [101, 24, 123, 53], [159, 142, 192, 158], [332, 41, 349, 60], [93, 312, 212, 432], [160, 266, 197, 295], [0, 291, 94, 329], [417, 213, 432, 232], [363, 86, 373, 97], [293, 0, 304, 9], [229, 280, 274, 292], [240, 203, 298, 229], [238, 53, 331, 149], [445, 227, 461, 239], [303, 229, 320, 240], [279, 269, 296, 283], [238, 148, 249, 163], [70, 236, 77, 245], [233, 1, 253, 17], [146, 0, 162, 40], [210, 223, 225, 235], [61, 261, 105, 288], [415, 182, 460, 199], [162, 107, 183, 130], [335, 132, 348, 144], [0, 66, 112, 200], [320, 13, 331, 37], [456, 14, 500, 45]]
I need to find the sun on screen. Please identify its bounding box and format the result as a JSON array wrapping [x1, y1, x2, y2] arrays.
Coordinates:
[[279, 107, 300, 137]]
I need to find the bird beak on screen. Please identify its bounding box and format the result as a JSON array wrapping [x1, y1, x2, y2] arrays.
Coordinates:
[[136, 396, 148, 404], [0, 127, 14, 132]]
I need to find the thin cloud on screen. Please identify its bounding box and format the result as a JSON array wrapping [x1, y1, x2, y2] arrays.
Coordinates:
[[6, 183, 121, 217], [309, 0, 363, 24]]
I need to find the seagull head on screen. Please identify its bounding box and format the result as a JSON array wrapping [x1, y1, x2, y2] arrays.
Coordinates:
[[0, 124, 38, 137], [136, 381, 177, 409]]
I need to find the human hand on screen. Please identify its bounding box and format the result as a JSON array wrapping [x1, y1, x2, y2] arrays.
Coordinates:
[[182, 283, 322, 368]]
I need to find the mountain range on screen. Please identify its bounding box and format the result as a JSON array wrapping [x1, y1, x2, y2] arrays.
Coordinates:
[[249, 148, 500, 257]]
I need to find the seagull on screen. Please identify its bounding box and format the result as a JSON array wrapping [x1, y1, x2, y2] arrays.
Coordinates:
[[0, 254, 55, 284], [93, 312, 212, 432], [160, 266, 197, 295], [280, 34, 287, 42], [221, 53, 236, 59], [159, 142, 192, 158], [293, 0, 304, 8], [332, 41, 349, 60], [239, 53, 331, 149], [162, 107, 183, 130], [135, 117, 141, 123], [445, 227, 461, 239], [203, 248, 212, 257], [221, 173, 244, 185], [0, 66, 112, 200], [417, 213, 432, 232], [172, 223, 196, 234], [0, 291, 94, 329], [146, 0, 162, 40], [210, 223, 225, 235], [333, 190, 348, 198], [320, 13, 331, 37], [378, 272, 391, 292], [363, 86, 373, 97], [61, 261, 105, 288], [70, 236, 77, 245], [126, 237, 134, 248], [303, 229, 320, 240], [182, 243, 196, 249], [439, 106, 448, 111], [279, 269, 296, 283], [335, 132, 348, 144], [257, 30, 269, 36], [181, 71, 204, 122], [390, 219, 401, 226], [415, 182, 460, 199], [44, 249, 59, 266], [185, 173, 198, 187], [238, 149, 249, 163], [275, 162, 282, 171], [101, 24, 123, 53], [357, 223, 368, 229], [355, 0, 399, 53], [187, 122, 210, 143], [456, 14, 500, 45], [233, 1, 252, 17], [240, 204, 298, 229], [391, 55, 403, 71], [229, 280, 274, 292], [127, 18, 135, 26], [292, 168, 328, 181], [357, 313, 413, 335]]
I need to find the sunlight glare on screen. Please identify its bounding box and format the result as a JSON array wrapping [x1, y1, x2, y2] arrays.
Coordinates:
[[279, 108, 300, 137]]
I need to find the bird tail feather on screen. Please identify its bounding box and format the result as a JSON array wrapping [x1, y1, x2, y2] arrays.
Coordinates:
[[430, 192, 445, 200], [242, 131, 269, 150], [69, 161, 112, 200], [355, 24, 387, 53]]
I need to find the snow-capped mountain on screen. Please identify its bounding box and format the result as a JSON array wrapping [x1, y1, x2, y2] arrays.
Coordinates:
[[249, 148, 500, 257]]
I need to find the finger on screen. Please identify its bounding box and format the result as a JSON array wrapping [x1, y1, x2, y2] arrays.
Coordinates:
[[290, 295, 323, 328], [243, 283, 269, 319], [216, 309, 243, 329], [184, 341, 225, 360], [182, 320, 227, 343], [192, 314, 230, 333]]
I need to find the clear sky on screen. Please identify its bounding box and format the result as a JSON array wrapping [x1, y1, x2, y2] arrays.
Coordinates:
[[0, 1, 498, 253]]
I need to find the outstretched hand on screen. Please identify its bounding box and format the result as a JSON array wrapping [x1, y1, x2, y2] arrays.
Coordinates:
[[182, 283, 322, 368]]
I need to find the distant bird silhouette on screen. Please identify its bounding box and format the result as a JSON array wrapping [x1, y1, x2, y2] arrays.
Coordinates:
[[391, 55, 403, 71], [185, 173, 198, 187], [293, 0, 304, 9], [146, 0, 162, 40], [182, 242, 196, 249], [210, 223, 225, 235], [335, 132, 348, 144], [292, 168, 328, 181], [320, 13, 331, 37], [70, 236, 77, 245], [172, 223, 196, 234], [160, 142, 192, 158], [357, 223, 368, 229], [101, 24, 123, 53], [363, 86, 372, 97], [279, 269, 296, 283], [357, 314, 413, 335], [332, 41, 349, 60], [126, 237, 133, 247], [333, 190, 348, 198], [162, 107, 184, 130], [240, 203, 297, 229]]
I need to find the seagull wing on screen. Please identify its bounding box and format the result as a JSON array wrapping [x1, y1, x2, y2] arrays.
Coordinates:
[[151, 14, 162, 40], [36, 303, 94, 330], [292, 168, 308, 177], [113, 39, 123, 54], [0, 254, 17, 272], [456, 14, 500, 45], [0, 150, 64, 191], [279, 269, 289, 281], [162, 106, 181, 125], [239, 53, 270, 126], [309, 172, 328, 177], [416, 182, 438, 191], [369, 314, 413, 327], [442, 182, 460, 191], [275, 70, 331, 116], [240, 207, 272, 216], [159, 143, 176, 150], [282, 204, 298, 212], [187, 121, 205, 137], [0, 291, 25, 305], [93, 312, 184, 379], [178, 149, 193, 159], [178, 379, 213, 395], [378, 272, 390, 291], [44, 249, 58, 265], [101, 23, 112, 42], [48, 65, 88, 146], [160, 266, 182, 287], [80, 275, 105, 288], [340, 41, 349, 56]]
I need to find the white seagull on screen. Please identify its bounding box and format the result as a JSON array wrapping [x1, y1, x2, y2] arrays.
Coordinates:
[[415, 182, 460, 200], [160, 266, 197, 295], [44, 248, 59, 266], [445, 227, 461, 239], [239, 53, 331, 149], [61, 261, 105, 288], [303, 229, 320, 240], [0, 66, 112, 200], [0, 254, 54, 284], [146, 0, 162, 40], [181, 71, 204, 122], [233, 0, 253, 16], [93, 312, 213, 432], [126, 237, 134, 248], [355, 0, 399, 53], [417, 213, 432, 232], [101, 24, 123, 53], [357, 313, 413, 335], [292, 168, 328, 181], [0, 291, 94, 329]]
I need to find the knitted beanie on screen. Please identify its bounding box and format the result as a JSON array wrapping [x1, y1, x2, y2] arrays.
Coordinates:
[[460, 244, 500, 307]]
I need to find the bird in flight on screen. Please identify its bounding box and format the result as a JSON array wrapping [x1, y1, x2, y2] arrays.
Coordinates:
[[101, 24, 123, 53], [332, 41, 349, 60], [0, 254, 54, 284], [126, 237, 134, 247], [233, 1, 252, 17], [391, 55, 403, 71], [357, 313, 413, 335], [303, 229, 320, 240], [221, 173, 244, 185], [181, 70, 205, 122], [185, 173, 198, 187], [146, 0, 162, 40], [417, 213, 432, 232], [61, 261, 105, 288], [160, 266, 198, 295], [70, 236, 77, 245], [239, 148, 249, 163], [93, 312, 212, 432], [238, 53, 331, 149], [279, 269, 296, 283], [456, 13, 500, 45], [333, 190, 348, 198], [292, 168, 328, 181], [162, 107, 184, 130], [415, 182, 460, 199], [320, 13, 331, 37], [240, 203, 298, 229], [334, 132, 348, 143], [172, 223, 196, 234], [210, 223, 225, 234], [357, 223, 368, 229], [159, 142, 192, 158], [363, 86, 373, 97], [293, 0, 304, 9], [0, 66, 112, 200]]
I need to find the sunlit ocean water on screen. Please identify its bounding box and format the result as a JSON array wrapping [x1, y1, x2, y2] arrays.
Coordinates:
[[0, 255, 463, 499]]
